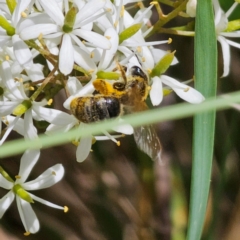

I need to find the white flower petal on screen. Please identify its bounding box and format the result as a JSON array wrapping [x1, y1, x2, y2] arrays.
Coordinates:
[[73, 45, 96, 71], [29, 193, 64, 210], [38, 0, 64, 26], [11, 0, 32, 27], [217, 35, 230, 77], [75, 0, 106, 27], [59, 34, 74, 75], [17, 149, 40, 184], [225, 39, 240, 48], [150, 76, 163, 106], [0, 101, 19, 116], [161, 75, 205, 104], [98, 28, 119, 70], [76, 134, 92, 162], [25, 63, 44, 82], [20, 24, 60, 40], [186, 0, 197, 17], [73, 29, 111, 49], [112, 119, 134, 134], [1, 61, 25, 100], [24, 110, 38, 140], [23, 164, 64, 190], [32, 105, 74, 125], [66, 76, 83, 95], [0, 191, 15, 218], [45, 122, 75, 135], [220, 31, 240, 38], [0, 175, 13, 190], [16, 197, 40, 234], [12, 35, 33, 68]]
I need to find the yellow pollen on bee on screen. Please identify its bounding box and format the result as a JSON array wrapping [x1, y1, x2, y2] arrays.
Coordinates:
[[21, 11, 27, 18], [116, 141, 120, 146], [168, 38, 173, 44], [184, 87, 190, 92], [90, 52, 94, 58], [105, 36, 111, 40], [52, 171, 56, 176], [64, 206, 69, 213], [24, 232, 31, 236], [15, 175, 21, 179], [47, 99, 53, 105], [5, 55, 10, 61]]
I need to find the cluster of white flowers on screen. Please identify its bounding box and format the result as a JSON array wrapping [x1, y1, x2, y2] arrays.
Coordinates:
[[0, 0, 238, 235]]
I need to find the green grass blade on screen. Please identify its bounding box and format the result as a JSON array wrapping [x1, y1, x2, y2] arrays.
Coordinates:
[[2, 90, 240, 158], [187, 0, 217, 239]]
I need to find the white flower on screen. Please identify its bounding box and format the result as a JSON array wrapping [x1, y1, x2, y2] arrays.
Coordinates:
[[213, 0, 240, 77], [20, 0, 111, 75], [0, 149, 67, 235], [0, 0, 34, 68], [0, 61, 68, 144]]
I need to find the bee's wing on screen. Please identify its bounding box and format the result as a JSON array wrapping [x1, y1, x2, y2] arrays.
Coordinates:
[[134, 125, 162, 162]]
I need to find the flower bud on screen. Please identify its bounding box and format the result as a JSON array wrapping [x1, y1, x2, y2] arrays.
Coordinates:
[[226, 19, 240, 32], [0, 16, 15, 36], [6, 0, 17, 14], [12, 100, 32, 116], [62, 7, 77, 33], [13, 184, 34, 203], [97, 71, 120, 80], [119, 23, 142, 44], [150, 51, 176, 77]]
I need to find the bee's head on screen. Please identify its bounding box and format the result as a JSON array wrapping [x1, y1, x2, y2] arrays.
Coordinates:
[[129, 66, 148, 82]]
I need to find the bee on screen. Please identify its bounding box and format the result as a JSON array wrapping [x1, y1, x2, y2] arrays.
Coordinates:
[[70, 65, 161, 161]]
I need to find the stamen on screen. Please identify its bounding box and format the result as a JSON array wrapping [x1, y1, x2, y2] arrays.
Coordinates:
[[29, 86, 35, 91], [114, 21, 118, 28], [47, 99, 53, 105], [184, 87, 190, 92], [52, 171, 56, 176], [120, 6, 125, 17], [64, 206, 69, 213], [137, 46, 142, 53], [90, 52, 94, 58], [5, 55, 10, 61], [15, 175, 21, 179], [24, 232, 31, 236], [168, 38, 172, 44], [21, 12, 27, 18], [105, 36, 111, 40]]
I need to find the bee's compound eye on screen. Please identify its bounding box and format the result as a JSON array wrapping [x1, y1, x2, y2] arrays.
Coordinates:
[[130, 66, 147, 79], [113, 82, 125, 91]]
